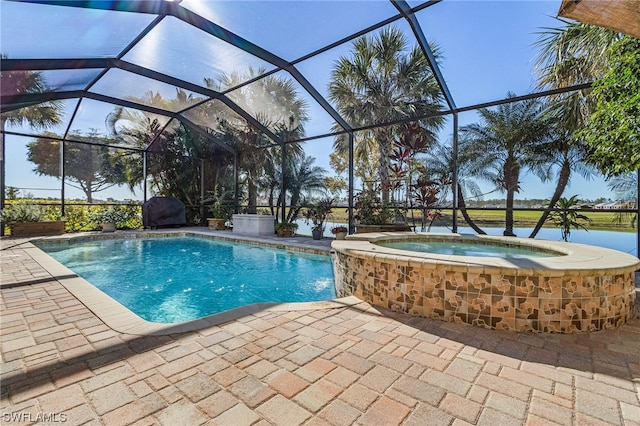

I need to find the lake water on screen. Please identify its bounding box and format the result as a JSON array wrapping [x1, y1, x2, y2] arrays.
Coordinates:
[[296, 221, 638, 256]]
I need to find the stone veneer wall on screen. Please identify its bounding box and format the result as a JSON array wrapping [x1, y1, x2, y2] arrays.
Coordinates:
[[332, 251, 637, 333]]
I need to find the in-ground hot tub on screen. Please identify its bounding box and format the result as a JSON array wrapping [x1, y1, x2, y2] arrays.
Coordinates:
[[331, 232, 639, 333]]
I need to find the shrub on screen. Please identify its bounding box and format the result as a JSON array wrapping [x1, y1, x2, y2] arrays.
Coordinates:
[[0, 203, 44, 223]]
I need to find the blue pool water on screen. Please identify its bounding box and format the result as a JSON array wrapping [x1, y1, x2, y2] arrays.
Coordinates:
[[377, 241, 557, 258], [38, 237, 335, 323]]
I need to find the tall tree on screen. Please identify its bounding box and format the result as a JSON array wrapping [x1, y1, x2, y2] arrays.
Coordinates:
[[578, 37, 640, 176], [328, 26, 444, 203], [460, 94, 551, 236], [1, 61, 62, 227], [213, 68, 309, 213], [530, 21, 619, 237], [0, 59, 62, 132], [106, 89, 233, 211], [27, 130, 128, 202], [422, 139, 497, 234]]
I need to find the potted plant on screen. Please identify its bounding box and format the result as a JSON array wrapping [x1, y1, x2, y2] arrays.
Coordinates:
[[204, 186, 233, 230], [0, 202, 65, 237], [275, 221, 298, 237], [353, 189, 410, 233], [303, 198, 334, 240], [330, 225, 348, 240], [89, 208, 129, 233]]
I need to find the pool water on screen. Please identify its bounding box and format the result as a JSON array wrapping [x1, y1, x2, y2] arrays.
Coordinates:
[[377, 241, 557, 258], [38, 237, 335, 323]]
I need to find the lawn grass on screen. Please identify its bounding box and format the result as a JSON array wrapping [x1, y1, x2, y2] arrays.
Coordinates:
[[328, 207, 636, 232]]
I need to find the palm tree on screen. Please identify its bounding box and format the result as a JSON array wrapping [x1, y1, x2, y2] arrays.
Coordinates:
[[213, 68, 309, 213], [1, 62, 63, 234], [527, 124, 596, 238], [422, 139, 498, 235], [0, 60, 63, 133], [259, 150, 327, 223], [549, 195, 592, 241], [460, 93, 552, 236], [608, 173, 638, 228], [328, 26, 444, 203], [528, 21, 620, 237]]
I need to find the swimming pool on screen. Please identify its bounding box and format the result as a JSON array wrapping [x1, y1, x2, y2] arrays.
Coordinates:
[[375, 241, 557, 258], [38, 236, 335, 323]]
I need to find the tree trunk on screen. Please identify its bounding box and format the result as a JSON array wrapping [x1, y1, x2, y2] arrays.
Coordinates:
[[458, 184, 486, 235], [377, 129, 391, 204], [529, 157, 571, 238], [247, 173, 257, 214], [503, 155, 519, 237]]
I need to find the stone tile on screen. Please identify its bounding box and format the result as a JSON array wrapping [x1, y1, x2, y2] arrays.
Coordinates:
[[393, 376, 446, 406], [126, 351, 166, 373], [420, 369, 471, 397], [256, 394, 312, 426], [100, 393, 167, 426], [358, 395, 411, 426], [359, 365, 401, 393], [325, 366, 360, 388], [295, 357, 336, 382], [444, 357, 483, 382], [174, 372, 221, 402], [485, 391, 527, 420], [319, 399, 362, 426], [266, 370, 310, 398], [286, 344, 325, 366], [332, 351, 375, 375], [403, 402, 455, 426], [212, 401, 261, 426], [196, 390, 238, 418], [154, 398, 208, 426], [439, 393, 482, 424], [243, 359, 280, 379], [293, 379, 342, 413], [37, 384, 86, 413], [87, 381, 137, 415], [229, 376, 276, 408], [80, 364, 134, 393], [575, 388, 622, 424], [339, 383, 379, 412], [212, 365, 247, 387]]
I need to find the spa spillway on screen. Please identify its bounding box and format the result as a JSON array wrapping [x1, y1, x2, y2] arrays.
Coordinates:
[[331, 233, 639, 333]]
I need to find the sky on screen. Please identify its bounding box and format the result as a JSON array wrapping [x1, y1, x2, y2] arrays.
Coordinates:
[[2, 0, 621, 203]]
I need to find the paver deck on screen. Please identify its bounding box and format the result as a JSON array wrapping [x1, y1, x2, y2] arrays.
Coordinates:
[[1, 230, 639, 425]]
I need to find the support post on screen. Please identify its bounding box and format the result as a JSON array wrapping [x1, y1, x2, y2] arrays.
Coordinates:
[[452, 113, 459, 233], [200, 158, 206, 226], [348, 132, 355, 234], [60, 139, 65, 217]]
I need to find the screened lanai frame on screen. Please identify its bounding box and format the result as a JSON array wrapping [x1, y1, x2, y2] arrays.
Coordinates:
[[1, 0, 638, 254]]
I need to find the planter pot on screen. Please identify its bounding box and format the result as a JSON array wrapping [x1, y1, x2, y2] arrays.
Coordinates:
[[335, 231, 347, 240], [8, 221, 65, 237], [312, 228, 323, 240], [232, 214, 275, 236], [207, 218, 226, 230], [276, 228, 295, 237], [101, 222, 116, 233], [354, 223, 412, 234]]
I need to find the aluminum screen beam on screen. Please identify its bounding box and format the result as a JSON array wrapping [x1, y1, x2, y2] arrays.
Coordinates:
[[392, 0, 456, 111]]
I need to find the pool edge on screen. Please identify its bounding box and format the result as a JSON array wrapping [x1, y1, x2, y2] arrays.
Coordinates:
[[11, 230, 360, 336]]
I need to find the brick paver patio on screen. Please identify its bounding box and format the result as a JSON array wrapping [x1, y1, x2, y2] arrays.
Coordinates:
[[1, 234, 639, 425]]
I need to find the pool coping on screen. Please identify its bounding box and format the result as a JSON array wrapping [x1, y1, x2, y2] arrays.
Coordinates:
[[6, 229, 364, 336], [333, 232, 640, 276]]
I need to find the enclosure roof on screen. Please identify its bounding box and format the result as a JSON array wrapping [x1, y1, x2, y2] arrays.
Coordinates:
[[0, 0, 596, 155], [558, 0, 640, 39]]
